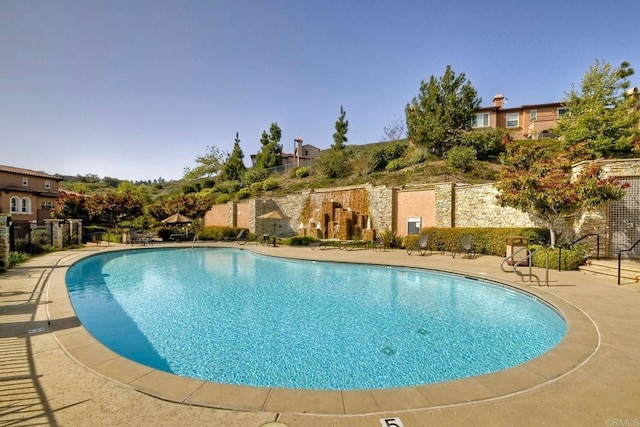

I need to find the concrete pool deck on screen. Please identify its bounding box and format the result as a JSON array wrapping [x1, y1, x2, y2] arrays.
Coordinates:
[[1, 242, 639, 426]]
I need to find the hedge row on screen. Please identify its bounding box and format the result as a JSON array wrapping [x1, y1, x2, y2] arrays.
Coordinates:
[[404, 227, 550, 256], [199, 226, 249, 241]]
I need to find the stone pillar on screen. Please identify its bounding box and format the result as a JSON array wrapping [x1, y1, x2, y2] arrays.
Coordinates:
[[44, 219, 64, 249], [435, 183, 455, 228], [0, 214, 10, 271], [68, 219, 83, 245]]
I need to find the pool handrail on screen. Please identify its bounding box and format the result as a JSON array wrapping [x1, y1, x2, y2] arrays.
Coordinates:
[[501, 246, 549, 286]]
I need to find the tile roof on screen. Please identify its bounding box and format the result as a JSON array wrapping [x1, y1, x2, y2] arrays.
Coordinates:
[[0, 185, 59, 197], [0, 165, 61, 180]]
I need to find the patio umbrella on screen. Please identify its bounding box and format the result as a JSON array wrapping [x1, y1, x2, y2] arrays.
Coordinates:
[[161, 213, 193, 225], [257, 210, 289, 245]]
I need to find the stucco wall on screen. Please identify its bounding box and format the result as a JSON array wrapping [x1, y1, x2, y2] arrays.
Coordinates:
[[395, 188, 435, 235]]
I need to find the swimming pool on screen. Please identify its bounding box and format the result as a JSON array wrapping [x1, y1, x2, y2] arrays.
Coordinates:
[[65, 247, 566, 391]]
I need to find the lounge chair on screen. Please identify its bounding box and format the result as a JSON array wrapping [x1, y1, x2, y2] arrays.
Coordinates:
[[451, 234, 475, 258], [235, 229, 249, 245], [407, 233, 429, 256], [131, 230, 153, 246]]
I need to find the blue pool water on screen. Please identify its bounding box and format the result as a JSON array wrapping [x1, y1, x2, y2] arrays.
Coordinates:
[[66, 247, 566, 390]]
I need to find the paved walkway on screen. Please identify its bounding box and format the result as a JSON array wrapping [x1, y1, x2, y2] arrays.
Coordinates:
[[1, 242, 639, 426]]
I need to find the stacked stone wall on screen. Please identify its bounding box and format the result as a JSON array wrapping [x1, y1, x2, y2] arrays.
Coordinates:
[[453, 183, 540, 228], [0, 214, 9, 271]]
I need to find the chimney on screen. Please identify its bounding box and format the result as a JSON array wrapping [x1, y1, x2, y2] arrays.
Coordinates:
[[493, 94, 505, 109], [294, 137, 303, 166]]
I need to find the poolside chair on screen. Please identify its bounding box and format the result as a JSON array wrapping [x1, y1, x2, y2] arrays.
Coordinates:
[[130, 230, 153, 246], [407, 233, 429, 256], [235, 229, 249, 245], [451, 234, 475, 258]]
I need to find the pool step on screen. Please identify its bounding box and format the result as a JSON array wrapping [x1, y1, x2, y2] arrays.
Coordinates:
[[579, 259, 640, 282]]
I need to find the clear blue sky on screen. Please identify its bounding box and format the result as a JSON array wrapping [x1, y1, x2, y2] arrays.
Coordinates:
[[2, 0, 639, 181]]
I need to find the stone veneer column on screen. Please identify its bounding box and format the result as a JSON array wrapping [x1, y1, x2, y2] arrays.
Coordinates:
[[68, 219, 83, 245], [0, 214, 10, 271], [44, 219, 64, 249], [435, 183, 455, 228]]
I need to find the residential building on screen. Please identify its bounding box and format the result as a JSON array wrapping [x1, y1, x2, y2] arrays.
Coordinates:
[[0, 165, 61, 225], [472, 94, 566, 140], [250, 138, 321, 168]]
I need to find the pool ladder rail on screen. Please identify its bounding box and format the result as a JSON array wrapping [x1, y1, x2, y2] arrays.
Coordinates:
[[501, 246, 549, 286]]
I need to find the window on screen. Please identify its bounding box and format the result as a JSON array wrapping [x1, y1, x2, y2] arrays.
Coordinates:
[[557, 107, 568, 118], [407, 217, 422, 235], [22, 177, 29, 186], [42, 201, 47, 208], [47, 201, 53, 208], [21, 198, 31, 213], [45, 180, 51, 189], [10, 197, 18, 213], [506, 113, 519, 128], [472, 113, 489, 128], [530, 110, 537, 121]]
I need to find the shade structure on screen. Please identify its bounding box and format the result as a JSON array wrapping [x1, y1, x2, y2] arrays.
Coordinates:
[[161, 213, 193, 225], [257, 210, 289, 220], [257, 210, 289, 245]]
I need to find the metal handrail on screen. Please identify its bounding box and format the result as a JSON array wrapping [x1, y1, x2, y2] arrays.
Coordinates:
[[558, 233, 600, 272], [501, 246, 549, 286], [617, 238, 640, 285]]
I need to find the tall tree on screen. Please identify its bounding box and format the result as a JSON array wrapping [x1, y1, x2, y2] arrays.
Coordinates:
[[556, 60, 639, 158], [255, 123, 283, 169], [332, 106, 349, 150], [405, 66, 480, 157], [183, 145, 224, 181], [496, 142, 627, 247], [221, 132, 246, 181]]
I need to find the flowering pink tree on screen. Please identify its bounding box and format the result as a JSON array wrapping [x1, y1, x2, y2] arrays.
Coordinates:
[[496, 142, 627, 247]]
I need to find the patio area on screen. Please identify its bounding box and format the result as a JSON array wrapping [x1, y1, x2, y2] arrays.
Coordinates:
[[1, 242, 639, 426]]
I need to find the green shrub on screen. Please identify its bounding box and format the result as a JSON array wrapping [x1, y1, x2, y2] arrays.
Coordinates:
[[262, 177, 280, 191], [385, 158, 406, 172], [182, 184, 197, 194], [446, 145, 477, 171], [286, 235, 318, 246], [241, 168, 269, 185], [215, 194, 232, 204], [380, 228, 402, 248], [405, 146, 426, 165], [373, 141, 407, 170], [217, 180, 241, 194], [295, 166, 310, 178], [236, 187, 251, 199], [530, 244, 588, 270], [314, 149, 352, 178], [249, 182, 262, 193], [8, 251, 31, 267], [199, 226, 248, 241], [414, 227, 550, 256]]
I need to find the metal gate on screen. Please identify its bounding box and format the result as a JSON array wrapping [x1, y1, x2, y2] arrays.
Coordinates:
[[609, 177, 640, 258]]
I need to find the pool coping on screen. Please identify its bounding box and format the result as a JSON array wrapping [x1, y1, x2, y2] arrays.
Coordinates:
[[45, 243, 599, 416]]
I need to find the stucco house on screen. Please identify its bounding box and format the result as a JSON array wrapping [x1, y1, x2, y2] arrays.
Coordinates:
[[250, 138, 321, 169], [0, 165, 61, 225], [473, 94, 566, 140]]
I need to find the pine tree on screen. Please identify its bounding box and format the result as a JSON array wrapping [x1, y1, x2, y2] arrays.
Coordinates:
[[405, 65, 480, 157], [556, 60, 639, 158], [332, 106, 348, 150], [221, 132, 246, 181], [255, 123, 283, 169]]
